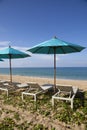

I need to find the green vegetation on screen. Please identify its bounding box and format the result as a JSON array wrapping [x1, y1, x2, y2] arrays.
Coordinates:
[[0, 90, 87, 129], [14, 112, 20, 121]]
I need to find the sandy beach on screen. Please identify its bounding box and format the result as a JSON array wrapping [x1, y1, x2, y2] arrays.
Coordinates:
[[0, 74, 87, 91]]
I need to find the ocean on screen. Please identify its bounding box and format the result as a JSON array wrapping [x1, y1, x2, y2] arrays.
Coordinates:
[[0, 67, 87, 80]]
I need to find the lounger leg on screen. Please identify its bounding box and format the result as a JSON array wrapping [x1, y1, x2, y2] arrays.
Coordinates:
[[71, 99, 73, 109], [52, 97, 54, 107], [34, 95, 36, 102], [7, 90, 8, 97], [22, 93, 24, 100]]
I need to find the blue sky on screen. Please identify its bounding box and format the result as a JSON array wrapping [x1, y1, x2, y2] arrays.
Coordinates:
[[0, 0, 87, 67]]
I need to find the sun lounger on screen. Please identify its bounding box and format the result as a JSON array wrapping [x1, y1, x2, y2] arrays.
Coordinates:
[[22, 83, 53, 102], [0, 80, 10, 83], [0, 87, 8, 96], [0, 81, 12, 96], [52, 85, 78, 109], [0, 82, 12, 96], [0, 82, 22, 96], [16, 83, 29, 88]]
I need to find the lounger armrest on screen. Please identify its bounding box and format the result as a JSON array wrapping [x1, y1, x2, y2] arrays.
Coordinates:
[[52, 90, 60, 97], [71, 94, 76, 100], [40, 84, 53, 91], [17, 83, 29, 88], [71, 87, 78, 99]]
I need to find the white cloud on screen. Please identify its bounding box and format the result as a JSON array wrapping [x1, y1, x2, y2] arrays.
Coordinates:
[[0, 45, 86, 67], [12, 46, 28, 51], [31, 54, 60, 61], [0, 44, 31, 54], [0, 45, 63, 67], [0, 41, 10, 47]]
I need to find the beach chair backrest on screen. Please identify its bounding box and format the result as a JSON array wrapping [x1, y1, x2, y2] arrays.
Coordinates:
[[27, 82, 43, 91], [57, 84, 73, 92], [72, 86, 78, 94]]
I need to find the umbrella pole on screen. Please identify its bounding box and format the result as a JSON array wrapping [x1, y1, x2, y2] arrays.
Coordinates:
[[54, 48, 56, 92], [9, 55, 12, 83]]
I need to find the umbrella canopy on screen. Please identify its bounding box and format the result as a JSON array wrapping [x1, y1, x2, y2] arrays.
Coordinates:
[[0, 58, 4, 61], [0, 46, 30, 82], [27, 37, 85, 92]]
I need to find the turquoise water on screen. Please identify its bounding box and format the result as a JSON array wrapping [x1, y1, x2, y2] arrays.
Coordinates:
[[0, 67, 87, 80]]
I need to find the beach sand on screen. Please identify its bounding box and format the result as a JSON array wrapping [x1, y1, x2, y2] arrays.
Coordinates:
[[0, 74, 87, 91]]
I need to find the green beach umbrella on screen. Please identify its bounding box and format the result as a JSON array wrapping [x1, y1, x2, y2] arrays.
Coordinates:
[[0, 58, 4, 61], [27, 37, 85, 92], [0, 46, 30, 83]]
